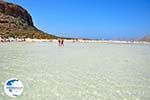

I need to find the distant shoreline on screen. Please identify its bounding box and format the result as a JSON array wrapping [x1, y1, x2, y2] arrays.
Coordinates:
[[0, 38, 150, 45]]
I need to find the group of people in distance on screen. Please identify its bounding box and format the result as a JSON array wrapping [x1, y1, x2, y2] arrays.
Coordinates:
[[58, 39, 64, 46]]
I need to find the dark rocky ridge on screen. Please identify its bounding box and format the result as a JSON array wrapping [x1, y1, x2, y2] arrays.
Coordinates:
[[0, 1, 33, 26], [0, 1, 57, 39]]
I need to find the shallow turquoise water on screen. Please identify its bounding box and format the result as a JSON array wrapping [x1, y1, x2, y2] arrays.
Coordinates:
[[0, 42, 150, 100]]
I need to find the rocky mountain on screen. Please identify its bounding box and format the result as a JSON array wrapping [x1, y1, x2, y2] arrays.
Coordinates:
[[0, 1, 57, 39], [140, 34, 150, 42]]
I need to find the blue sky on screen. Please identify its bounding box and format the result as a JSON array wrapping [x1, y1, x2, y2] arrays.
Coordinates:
[[8, 0, 150, 39]]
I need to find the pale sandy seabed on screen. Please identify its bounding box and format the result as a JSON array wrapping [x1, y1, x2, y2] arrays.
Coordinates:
[[0, 42, 150, 100]]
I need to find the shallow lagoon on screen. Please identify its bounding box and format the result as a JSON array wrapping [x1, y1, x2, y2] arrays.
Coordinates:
[[0, 42, 150, 100]]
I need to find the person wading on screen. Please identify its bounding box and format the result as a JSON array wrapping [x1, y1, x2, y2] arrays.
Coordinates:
[[61, 39, 64, 46], [58, 39, 64, 46]]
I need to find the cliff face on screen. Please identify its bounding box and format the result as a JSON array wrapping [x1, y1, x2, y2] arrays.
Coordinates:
[[0, 1, 57, 39], [0, 1, 33, 26]]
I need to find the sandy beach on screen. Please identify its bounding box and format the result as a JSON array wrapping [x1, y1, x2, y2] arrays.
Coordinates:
[[1, 37, 150, 45]]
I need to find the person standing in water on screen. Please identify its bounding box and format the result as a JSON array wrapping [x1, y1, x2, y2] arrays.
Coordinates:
[[58, 39, 61, 46], [58, 39, 64, 46], [61, 39, 64, 46]]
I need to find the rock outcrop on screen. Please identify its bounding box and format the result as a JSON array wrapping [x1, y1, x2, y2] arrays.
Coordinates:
[[140, 34, 150, 42], [0, 1, 57, 39]]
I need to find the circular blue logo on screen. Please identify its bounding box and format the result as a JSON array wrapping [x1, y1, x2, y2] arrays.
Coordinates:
[[4, 78, 24, 97]]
